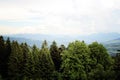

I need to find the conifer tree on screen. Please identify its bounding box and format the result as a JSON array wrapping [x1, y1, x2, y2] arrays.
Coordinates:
[[20, 43, 29, 78], [59, 44, 66, 54], [25, 44, 39, 79], [40, 40, 55, 79], [50, 41, 61, 71], [8, 41, 24, 79], [4, 37, 11, 79], [0, 36, 5, 79]]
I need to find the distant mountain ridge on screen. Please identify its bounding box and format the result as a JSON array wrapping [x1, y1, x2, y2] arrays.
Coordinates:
[[3, 36, 43, 47], [5, 32, 120, 43], [103, 38, 120, 56], [2, 33, 120, 56], [3, 33, 120, 54]]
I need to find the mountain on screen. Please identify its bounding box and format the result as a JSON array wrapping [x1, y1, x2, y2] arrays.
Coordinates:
[[76, 33, 120, 43], [5, 32, 120, 42], [102, 38, 120, 56], [3, 36, 43, 47], [5, 34, 73, 46], [3, 32, 120, 50]]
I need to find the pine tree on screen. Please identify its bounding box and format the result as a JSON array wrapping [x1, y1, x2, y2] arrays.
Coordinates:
[[59, 44, 66, 54], [20, 43, 29, 79], [50, 41, 61, 71], [8, 41, 24, 79], [0, 36, 5, 79], [26, 44, 40, 79], [40, 40, 55, 79], [4, 37, 12, 79]]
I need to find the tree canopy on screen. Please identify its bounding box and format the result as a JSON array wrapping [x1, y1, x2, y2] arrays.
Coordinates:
[[0, 35, 118, 80]]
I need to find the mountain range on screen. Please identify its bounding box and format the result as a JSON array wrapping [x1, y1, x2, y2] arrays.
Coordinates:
[[4, 32, 120, 43], [103, 38, 120, 56], [2, 32, 120, 55]]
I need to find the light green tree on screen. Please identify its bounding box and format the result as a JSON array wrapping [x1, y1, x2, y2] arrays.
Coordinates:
[[61, 41, 90, 80], [88, 42, 114, 80]]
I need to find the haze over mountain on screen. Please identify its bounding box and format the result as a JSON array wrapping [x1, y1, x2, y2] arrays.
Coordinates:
[[3, 32, 120, 55], [3, 32, 120, 46], [0, 0, 120, 54]]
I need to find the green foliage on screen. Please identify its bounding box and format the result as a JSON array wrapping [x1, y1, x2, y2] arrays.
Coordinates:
[[0, 35, 118, 80], [88, 42, 115, 80], [4, 38, 11, 79], [114, 52, 120, 80], [0, 36, 5, 77], [39, 40, 55, 80], [25, 40, 55, 80], [50, 41, 61, 71], [0, 75, 2, 80], [25, 44, 40, 79], [8, 41, 24, 79], [61, 41, 90, 80], [0, 36, 12, 79], [59, 44, 66, 53], [20, 43, 30, 78]]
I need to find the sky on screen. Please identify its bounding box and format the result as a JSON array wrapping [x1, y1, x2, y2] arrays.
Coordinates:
[[0, 0, 120, 36]]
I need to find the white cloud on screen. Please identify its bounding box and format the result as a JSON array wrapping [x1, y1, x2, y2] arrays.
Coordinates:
[[0, 0, 120, 35]]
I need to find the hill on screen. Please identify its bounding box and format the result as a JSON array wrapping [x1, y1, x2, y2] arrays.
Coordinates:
[[5, 32, 120, 43], [103, 38, 120, 56], [3, 36, 43, 47]]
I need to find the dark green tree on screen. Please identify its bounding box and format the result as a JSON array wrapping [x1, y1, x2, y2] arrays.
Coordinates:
[[114, 50, 120, 80], [0, 36, 5, 79], [25, 41, 55, 80], [40, 40, 55, 80], [5, 38, 11, 62], [8, 41, 24, 80], [0, 75, 2, 80], [50, 41, 61, 71], [26, 44, 40, 79], [4, 37, 12, 79], [20, 43, 29, 79], [59, 44, 66, 54]]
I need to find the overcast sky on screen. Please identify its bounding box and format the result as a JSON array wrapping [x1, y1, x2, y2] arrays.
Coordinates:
[[0, 0, 120, 35]]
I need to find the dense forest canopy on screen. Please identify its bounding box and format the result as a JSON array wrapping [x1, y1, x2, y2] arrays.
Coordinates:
[[0, 35, 120, 80]]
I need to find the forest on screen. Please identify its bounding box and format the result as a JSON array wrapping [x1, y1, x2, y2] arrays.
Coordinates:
[[0, 35, 120, 80]]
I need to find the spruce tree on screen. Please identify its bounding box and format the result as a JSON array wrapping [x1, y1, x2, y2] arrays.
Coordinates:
[[59, 44, 66, 54], [4, 37, 11, 79], [40, 40, 55, 80], [0, 36, 5, 79], [8, 41, 23, 79], [50, 41, 61, 71], [20, 43, 29, 79]]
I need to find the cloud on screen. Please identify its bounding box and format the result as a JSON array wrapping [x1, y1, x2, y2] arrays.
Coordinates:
[[0, 0, 120, 35]]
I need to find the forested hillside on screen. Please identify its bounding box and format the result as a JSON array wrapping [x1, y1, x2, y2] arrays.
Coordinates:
[[0, 35, 120, 80], [103, 38, 120, 56]]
